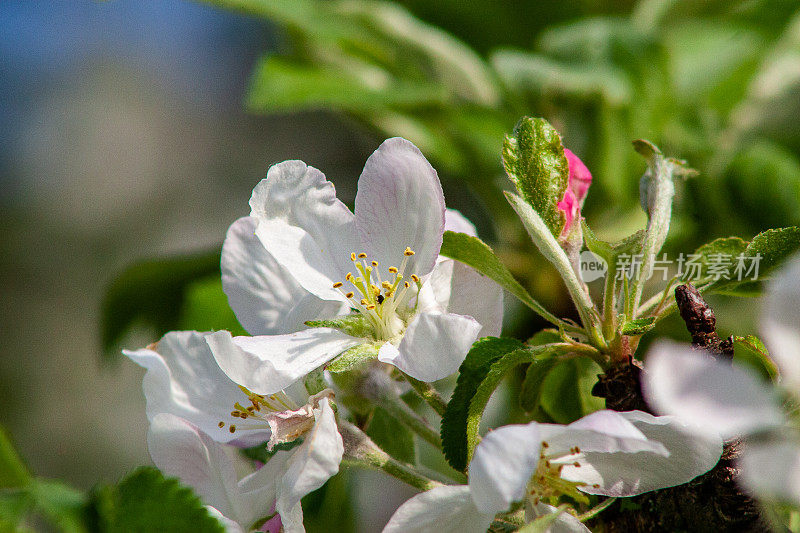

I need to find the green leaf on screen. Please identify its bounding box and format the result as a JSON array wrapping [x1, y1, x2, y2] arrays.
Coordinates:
[[441, 337, 523, 471], [502, 116, 569, 237], [519, 356, 559, 413], [306, 314, 371, 339], [682, 237, 749, 284], [27, 479, 87, 533], [620, 317, 657, 336], [465, 348, 544, 462], [177, 277, 246, 336], [326, 343, 379, 373], [366, 407, 416, 464], [744, 227, 800, 276], [100, 250, 221, 361], [89, 467, 224, 532], [539, 357, 605, 424], [734, 335, 778, 381], [440, 231, 567, 329], [0, 426, 30, 489]]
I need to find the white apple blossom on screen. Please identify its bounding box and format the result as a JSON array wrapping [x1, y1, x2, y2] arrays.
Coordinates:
[[209, 137, 502, 394], [148, 395, 343, 533], [643, 254, 800, 506], [383, 410, 721, 533]]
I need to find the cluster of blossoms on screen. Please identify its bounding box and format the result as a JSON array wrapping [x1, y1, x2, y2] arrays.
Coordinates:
[[126, 138, 724, 532]]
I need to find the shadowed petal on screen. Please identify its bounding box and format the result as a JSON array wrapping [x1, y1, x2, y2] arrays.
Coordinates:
[[221, 216, 345, 335], [643, 342, 785, 439], [124, 331, 269, 445], [444, 208, 477, 237], [469, 423, 541, 515], [739, 438, 800, 505], [207, 330, 360, 395], [382, 485, 491, 533], [355, 138, 445, 279], [277, 397, 343, 533]]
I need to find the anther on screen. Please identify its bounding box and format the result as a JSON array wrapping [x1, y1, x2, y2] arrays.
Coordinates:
[[573, 462, 581, 467], [381, 281, 392, 289], [371, 261, 378, 267], [404, 247, 415, 256], [360, 299, 368, 305], [541, 441, 549, 448], [229, 425, 236, 433], [358, 253, 367, 259], [388, 267, 398, 274], [404, 281, 410, 288], [366, 304, 376, 310], [345, 292, 354, 299], [377, 294, 384, 304], [574, 446, 581, 454], [345, 272, 353, 281], [333, 282, 343, 288], [218, 421, 224, 428], [350, 252, 356, 261], [411, 274, 420, 283]]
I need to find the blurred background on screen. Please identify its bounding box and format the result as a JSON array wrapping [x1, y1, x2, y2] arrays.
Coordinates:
[[2, 0, 799, 530]]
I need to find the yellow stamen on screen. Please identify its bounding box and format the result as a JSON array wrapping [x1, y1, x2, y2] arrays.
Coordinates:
[[388, 267, 398, 274], [333, 282, 343, 288], [350, 252, 356, 261], [345, 292, 354, 299], [404, 247, 415, 256], [411, 274, 420, 283], [358, 252, 367, 259]]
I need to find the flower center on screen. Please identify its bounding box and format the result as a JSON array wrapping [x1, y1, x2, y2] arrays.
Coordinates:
[[526, 441, 593, 507], [331, 247, 422, 341], [218, 386, 299, 436]]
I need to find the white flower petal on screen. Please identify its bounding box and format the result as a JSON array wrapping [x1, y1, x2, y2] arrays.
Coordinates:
[[643, 341, 785, 439], [354, 138, 445, 279], [249, 160, 360, 301], [147, 414, 246, 525], [561, 411, 723, 497], [762, 254, 800, 391], [207, 330, 360, 395], [124, 331, 268, 445], [384, 312, 482, 382], [537, 410, 665, 459], [530, 503, 591, 533], [444, 208, 478, 237], [739, 438, 800, 505], [221, 216, 345, 335], [382, 485, 492, 533], [469, 423, 541, 515], [426, 258, 503, 337], [236, 451, 292, 527], [277, 397, 343, 533]]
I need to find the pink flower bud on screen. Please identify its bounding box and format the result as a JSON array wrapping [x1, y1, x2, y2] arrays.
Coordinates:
[[557, 148, 593, 236]]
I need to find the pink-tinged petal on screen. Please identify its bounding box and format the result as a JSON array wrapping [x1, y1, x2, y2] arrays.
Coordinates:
[[426, 258, 503, 337], [643, 342, 785, 439], [147, 414, 245, 524], [444, 208, 477, 237], [469, 423, 542, 515], [739, 439, 800, 505], [222, 217, 346, 335], [564, 149, 592, 205], [249, 160, 360, 301], [206, 330, 360, 395], [277, 397, 343, 533], [383, 485, 492, 533], [530, 503, 591, 533], [561, 411, 722, 497], [124, 331, 269, 446], [237, 451, 293, 528], [762, 254, 800, 391], [382, 312, 482, 382], [355, 138, 445, 279], [556, 187, 579, 235]]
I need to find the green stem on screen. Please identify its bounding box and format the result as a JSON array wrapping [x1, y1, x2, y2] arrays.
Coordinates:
[[339, 421, 441, 492], [379, 392, 442, 450], [602, 270, 618, 339], [578, 497, 618, 522], [404, 375, 448, 417]]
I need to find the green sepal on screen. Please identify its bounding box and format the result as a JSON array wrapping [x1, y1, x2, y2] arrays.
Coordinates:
[[306, 313, 371, 338], [326, 343, 379, 373], [502, 116, 570, 237]]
